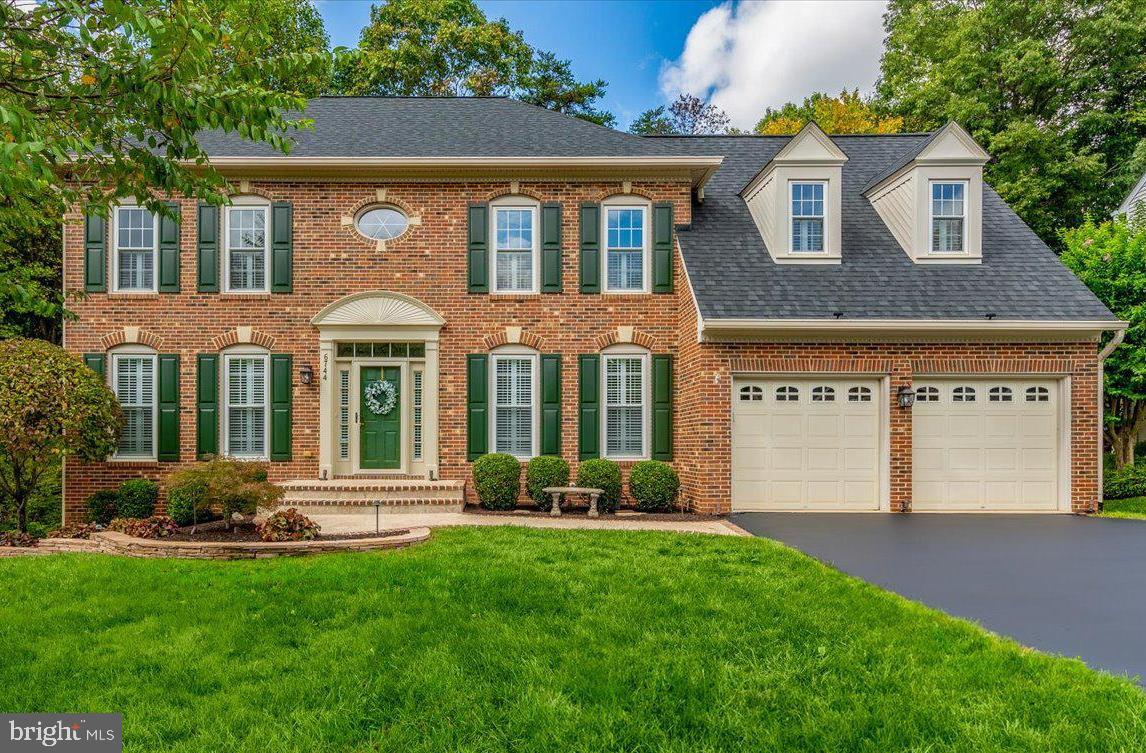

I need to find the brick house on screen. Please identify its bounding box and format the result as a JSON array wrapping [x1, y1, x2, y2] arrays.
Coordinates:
[[61, 97, 1124, 520]]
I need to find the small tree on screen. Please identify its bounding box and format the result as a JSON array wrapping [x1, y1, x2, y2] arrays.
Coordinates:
[[1061, 219, 1146, 467], [630, 94, 732, 136], [0, 339, 120, 532], [166, 458, 283, 531]]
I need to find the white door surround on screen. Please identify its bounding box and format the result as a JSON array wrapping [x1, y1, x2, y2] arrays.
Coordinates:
[[312, 291, 445, 480]]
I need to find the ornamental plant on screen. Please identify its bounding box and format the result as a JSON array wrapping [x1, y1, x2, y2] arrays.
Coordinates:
[[165, 458, 283, 531], [0, 339, 120, 532], [526, 455, 570, 512], [116, 479, 158, 519], [472, 453, 522, 510], [108, 515, 180, 539], [575, 458, 622, 513], [48, 522, 100, 539], [0, 530, 38, 548], [257, 508, 321, 542], [86, 489, 119, 525], [165, 481, 209, 527], [628, 460, 680, 512]]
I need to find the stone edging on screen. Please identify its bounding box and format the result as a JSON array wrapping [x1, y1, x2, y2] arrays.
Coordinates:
[[33, 528, 431, 560]]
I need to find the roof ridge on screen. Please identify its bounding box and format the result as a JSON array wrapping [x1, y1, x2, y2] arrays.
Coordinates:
[[641, 132, 934, 139]]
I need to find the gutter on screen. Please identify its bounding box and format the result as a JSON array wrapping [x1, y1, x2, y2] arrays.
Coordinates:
[[700, 318, 1129, 339]]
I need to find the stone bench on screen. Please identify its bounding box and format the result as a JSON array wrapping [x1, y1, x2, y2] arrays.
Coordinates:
[[542, 486, 605, 518]]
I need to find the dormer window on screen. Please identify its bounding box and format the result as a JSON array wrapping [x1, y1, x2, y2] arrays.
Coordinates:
[[930, 181, 966, 253], [790, 182, 826, 253]]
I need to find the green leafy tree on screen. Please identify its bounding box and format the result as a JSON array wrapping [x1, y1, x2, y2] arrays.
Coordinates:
[[630, 94, 732, 135], [1061, 219, 1146, 468], [878, 0, 1146, 246], [0, 339, 120, 532], [518, 51, 614, 128], [755, 90, 905, 135]]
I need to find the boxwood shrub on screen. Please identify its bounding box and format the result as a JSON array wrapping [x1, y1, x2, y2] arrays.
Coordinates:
[[576, 458, 622, 513], [473, 453, 522, 510], [165, 482, 208, 527], [526, 455, 570, 512], [629, 460, 680, 512], [86, 489, 119, 525], [116, 479, 158, 519]]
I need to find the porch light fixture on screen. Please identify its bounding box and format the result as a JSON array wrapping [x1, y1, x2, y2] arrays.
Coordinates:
[[299, 364, 314, 386], [897, 385, 915, 409]]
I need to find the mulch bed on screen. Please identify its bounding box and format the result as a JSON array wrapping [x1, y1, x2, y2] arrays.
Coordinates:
[[165, 521, 409, 542], [462, 504, 725, 522]]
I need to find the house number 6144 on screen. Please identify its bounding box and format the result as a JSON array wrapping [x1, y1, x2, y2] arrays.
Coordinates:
[[322, 352, 329, 382]]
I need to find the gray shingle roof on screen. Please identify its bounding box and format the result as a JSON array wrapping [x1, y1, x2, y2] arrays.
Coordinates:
[[652, 134, 1116, 322]]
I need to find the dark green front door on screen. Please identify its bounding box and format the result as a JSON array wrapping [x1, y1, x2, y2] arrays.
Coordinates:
[[360, 366, 401, 469]]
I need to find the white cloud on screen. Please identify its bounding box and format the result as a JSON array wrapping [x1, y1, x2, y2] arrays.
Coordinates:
[[660, 0, 889, 130]]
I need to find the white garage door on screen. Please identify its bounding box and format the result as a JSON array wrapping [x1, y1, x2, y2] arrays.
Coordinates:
[[912, 379, 1062, 511], [732, 378, 881, 511]]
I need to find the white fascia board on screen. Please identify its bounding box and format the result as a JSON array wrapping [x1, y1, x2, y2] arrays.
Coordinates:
[[698, 317, 1128, 342]]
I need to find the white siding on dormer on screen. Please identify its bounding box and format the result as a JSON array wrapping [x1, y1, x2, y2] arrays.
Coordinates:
[[745, 173, 776, 253], [869, 173, 915, 254]]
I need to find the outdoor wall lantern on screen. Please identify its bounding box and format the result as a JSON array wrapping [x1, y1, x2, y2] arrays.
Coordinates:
[[897, 385, 916, 409], [299, 365, 314, 386]]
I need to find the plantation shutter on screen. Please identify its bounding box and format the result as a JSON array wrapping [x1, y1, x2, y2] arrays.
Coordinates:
[[196, 354, 219, 458], [115, 356, 155, 458], [578, 354, 600, 459], [604, 356, 644, 457], [652, 354, 673, 460], [270, 202, 293, 293], [540, 354, 561, 456], [270, 354, 292, 460], [652, 202, 674, 293], [157, 201, 181, 292], [157, 354, 180, 461], [467, 354, 488, 460], [197, 203, 219, 292], [579, 203, 600, 293], [467, 203, 489, 293], [83, 211, 107, 292], [83, 353, 105, 378], [540, 202, 563, 293], [493, 357, 532, 457]]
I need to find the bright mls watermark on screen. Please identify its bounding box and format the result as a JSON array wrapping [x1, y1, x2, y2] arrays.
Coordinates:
[[1, 715, 120, 752]]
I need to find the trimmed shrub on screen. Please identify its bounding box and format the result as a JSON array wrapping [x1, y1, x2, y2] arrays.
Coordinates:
[[629, 460, 680, 512], [1104, 463, 1146, 500], [108, 516, 180, 539], [576, 458, 622, 513], [48, 522, 100, 539], [86, 490, 119, 525], [116, 479, 158, 519], [526, 455, 570, 512], [257, 508, 321, 542], [473, 453, 522, 510], [165, 482, 209, 527]]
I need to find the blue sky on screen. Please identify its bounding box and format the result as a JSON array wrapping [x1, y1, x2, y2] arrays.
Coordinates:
[[315, 1, 889, 131]]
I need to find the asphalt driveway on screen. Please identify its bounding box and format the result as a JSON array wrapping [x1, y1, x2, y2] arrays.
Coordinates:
[[731, 512, 1146, 682]]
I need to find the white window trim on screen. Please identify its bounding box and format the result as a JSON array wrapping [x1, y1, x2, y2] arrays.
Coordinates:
[[489, 198, 541, 295], [221, 347, 271, 460], [109, 346, 158, 461], [600, 346, 651, 460], [489, 347, 540, 460], [928, 179, 968, 255], [223, 197, 271, 294], [601, 198, 651, 294], [111, 204, 159, 294], [788, 180, 828, 254]]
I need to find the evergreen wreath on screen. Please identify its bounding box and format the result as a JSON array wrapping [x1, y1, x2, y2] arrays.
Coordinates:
[[364, 379, 397, 415]]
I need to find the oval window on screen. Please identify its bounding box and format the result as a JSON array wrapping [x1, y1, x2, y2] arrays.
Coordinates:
[[355, 206, 409, 241]]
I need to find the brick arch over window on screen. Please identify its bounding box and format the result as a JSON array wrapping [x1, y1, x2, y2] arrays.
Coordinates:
[[481, 185, 545, 203], [99, 327, 164, 350], [482, 328, 550, 352], [592, 186, 657, 203], [210, 327, 277, 351], [227, 186, 277, 203], [345, 192, 417, 219], [593, 326, 661, 352], [342, 193, 420, 249]]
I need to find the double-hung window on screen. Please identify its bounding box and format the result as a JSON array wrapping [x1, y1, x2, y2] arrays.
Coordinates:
[[114, 206, 158, 292], [224, 352, 269, 459], [492, 205, 537, 293], [605, 206, 647, 292], [603, 351, 648, 458], [491, 352, 537, 459], [790, 182, 825, 253], [225, 203, 269, 292], [112, 351, 157, 459], [931, 181, 966, 253]]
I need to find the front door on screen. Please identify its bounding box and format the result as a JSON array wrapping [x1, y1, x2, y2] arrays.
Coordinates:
[[360, 365, 401, 469]]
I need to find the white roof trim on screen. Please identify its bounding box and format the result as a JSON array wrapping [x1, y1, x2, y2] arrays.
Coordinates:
[[702, 318, 1127, 331], [698, 316, 1127, 343], [916, 122, 990, 164], [1115, 171, 1146, 216]]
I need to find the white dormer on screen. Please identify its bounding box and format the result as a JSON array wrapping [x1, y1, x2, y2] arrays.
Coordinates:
[[865, 122, 990, 264], [741, 122, 847, 265]]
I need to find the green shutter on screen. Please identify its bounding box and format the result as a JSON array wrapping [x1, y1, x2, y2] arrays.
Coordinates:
[[158, 201, 181, 293], [652, 202, 674, 293], [83, 212, 106, 292], [197, 203, 219, 292], [578, 354, 600, 459], [579, 203, 600, 294], [83, 353, 105, 378], [540, 354, 561, 455], [467, 203, 489, 293], [270, 202, 293, 293], [652, 354, 673, 460], [540, 202, 563, 293], [467, 354, 488, 460], [196, 354, 219, 459], [270, 354, 292, 460], [157, 354, 180, 462]]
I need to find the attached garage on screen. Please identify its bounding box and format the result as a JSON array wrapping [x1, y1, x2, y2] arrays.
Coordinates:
[[912, 379, 1065, 511], [731, 378, 883, 511]]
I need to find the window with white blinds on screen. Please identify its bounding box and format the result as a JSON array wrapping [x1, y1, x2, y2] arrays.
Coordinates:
[[224, 354, 268, 458], [114, 207, 156, 291], [604, 354, 646, 458], [226, 206, 268, 291], [413, 369, 424, 461], [493, 207, 536, 293], [492, 355, 535, 458], [113, 354, 156, 458]]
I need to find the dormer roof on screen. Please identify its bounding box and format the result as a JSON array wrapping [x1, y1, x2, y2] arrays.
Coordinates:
[[740, 122, 847, 197], [861, 122, 989, 194]]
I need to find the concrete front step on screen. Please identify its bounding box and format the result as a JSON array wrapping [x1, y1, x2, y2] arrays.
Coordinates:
[[279, 478, 465, 513]]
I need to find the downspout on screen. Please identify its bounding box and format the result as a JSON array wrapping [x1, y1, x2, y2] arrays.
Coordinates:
[[1097, 328, 1127, 512]]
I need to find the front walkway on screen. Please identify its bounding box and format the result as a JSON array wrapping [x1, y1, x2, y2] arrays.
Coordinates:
[[309, 511, 747, 537]]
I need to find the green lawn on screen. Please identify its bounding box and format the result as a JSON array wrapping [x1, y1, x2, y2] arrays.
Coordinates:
[[1, 528, 1144, 752], [1100, 497, 1146, 520]]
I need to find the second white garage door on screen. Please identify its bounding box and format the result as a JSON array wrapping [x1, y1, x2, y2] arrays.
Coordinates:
[[912, 379, 1063, 511], [732, 378, 882, 511]]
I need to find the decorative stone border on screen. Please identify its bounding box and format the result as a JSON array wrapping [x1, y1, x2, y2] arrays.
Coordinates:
[[32, 528, 430, 560]]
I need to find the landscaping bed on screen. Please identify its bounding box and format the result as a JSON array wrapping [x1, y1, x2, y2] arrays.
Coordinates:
[[462, 504, 723, 522], [163, 520, 409, 542]]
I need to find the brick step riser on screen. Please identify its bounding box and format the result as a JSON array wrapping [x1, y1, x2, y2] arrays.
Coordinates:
[[280, 502, 464, 515]]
